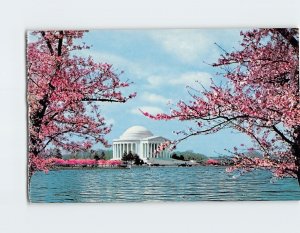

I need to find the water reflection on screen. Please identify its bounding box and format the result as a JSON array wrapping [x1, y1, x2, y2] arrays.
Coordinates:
[[29, 166, 300, 202]]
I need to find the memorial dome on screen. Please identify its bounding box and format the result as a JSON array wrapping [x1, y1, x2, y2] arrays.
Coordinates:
[[119, 125, 153, 140]]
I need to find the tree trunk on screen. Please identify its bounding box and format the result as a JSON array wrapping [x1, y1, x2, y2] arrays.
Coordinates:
[[293, 126, 300, 185]]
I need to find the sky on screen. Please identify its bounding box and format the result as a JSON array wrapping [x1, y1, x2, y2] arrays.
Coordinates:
[[74, 29, 254, 156], [28, 29, 254, 156]]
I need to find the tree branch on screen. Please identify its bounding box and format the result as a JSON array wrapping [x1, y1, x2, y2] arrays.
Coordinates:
[[275, 28, 299, 51], [40, 31, 54, 55], [57, 31, 63, 56], [272, 125, 294, 146], [82, 98, 125, 103]]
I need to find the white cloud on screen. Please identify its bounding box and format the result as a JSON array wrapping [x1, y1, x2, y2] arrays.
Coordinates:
[[76, 50, 145, 78], [146, 75, 164, 87], [170, 72, 212, 88], [130, 106, 164, 115], [149, 29, 243, 65], [149, 30, 215, 63], [146, 72, 212, 89], [141, 92, 171, 104]]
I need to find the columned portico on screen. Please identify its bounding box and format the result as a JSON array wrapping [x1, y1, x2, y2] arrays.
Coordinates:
[[112, 126, 170, 161]]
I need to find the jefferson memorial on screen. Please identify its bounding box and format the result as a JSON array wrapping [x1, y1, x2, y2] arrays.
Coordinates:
[[112, 125, 170, 160]]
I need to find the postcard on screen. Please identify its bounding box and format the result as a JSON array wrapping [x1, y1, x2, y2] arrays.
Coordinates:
[[27, 29, 300, 202]]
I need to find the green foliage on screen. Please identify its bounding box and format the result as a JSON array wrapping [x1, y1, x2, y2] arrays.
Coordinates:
[[171, 150, 207, 163], [121, 151, 134, 162], [103, 150, 113, 160], [64, 149, 113, 160], [133, 154, 144, 165], [100, 151, 106, 159]]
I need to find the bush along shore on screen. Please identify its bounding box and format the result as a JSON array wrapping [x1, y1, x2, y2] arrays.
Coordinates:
[[37, 155, 235, 171]]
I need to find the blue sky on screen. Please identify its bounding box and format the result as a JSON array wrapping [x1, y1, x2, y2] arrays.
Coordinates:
[[29, 29, 254, 156], [77, 29, 254, 156]]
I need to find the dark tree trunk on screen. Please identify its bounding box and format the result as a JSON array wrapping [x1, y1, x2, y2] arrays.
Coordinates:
[[292, 126, 300, 185]]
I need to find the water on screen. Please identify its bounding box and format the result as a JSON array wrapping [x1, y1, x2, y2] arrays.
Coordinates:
[[29, 166, 300, 202]]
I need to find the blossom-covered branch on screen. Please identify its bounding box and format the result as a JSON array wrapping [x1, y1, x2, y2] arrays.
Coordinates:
[[27, 30, 136, 176], [143, 28, 300, 182]]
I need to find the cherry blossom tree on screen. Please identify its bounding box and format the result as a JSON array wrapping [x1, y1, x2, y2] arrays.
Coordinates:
[[144, 29, 300, 183], [27, 30, 136, 177]]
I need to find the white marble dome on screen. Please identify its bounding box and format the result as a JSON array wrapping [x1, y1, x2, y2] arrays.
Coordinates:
[[113, 125, 170, 160], [119, 125, 153, 140]]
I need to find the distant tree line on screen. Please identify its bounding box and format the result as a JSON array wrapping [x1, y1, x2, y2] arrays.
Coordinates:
[[44, 148, 114, 160], [171, 150, 207, 163], [171, 150, 263, 166], [68, 149, 113, 160]]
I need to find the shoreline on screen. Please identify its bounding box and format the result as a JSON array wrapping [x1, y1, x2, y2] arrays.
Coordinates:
[[50, 165, 130, 170], [48, 164, 226, 171]]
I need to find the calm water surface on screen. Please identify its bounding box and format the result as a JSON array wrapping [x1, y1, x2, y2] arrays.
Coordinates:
[[29, 166, 300, 202]]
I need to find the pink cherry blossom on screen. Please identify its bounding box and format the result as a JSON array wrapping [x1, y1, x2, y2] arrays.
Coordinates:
[[143, 29, 299, 182], [27, 30, 135, 177], [45, 157, 123, 167], [206, 159, 220, 165]]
